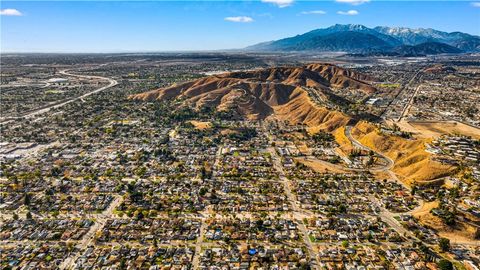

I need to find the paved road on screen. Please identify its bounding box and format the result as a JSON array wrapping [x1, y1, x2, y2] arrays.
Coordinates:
[[59, 195, 123, 270], [398, 84, 422, 122], [0, 69, 118, 125], [191, 220, 206, 269], [190, 143, 224, 269], [265, 127, 320, 269], [344, 125, 395, 173], [381, 69, 422, 120], [368, 196, 415, 238], [343, 126, 435, 243]]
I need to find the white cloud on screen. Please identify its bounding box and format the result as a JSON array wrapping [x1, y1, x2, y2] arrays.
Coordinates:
[[335, 0, 370, 5], [301, 10, 327, 15], [471, 2, 480, 7], [0, 9, 22, 16], [337, 10, 359, 15], [224, 16, 254, 23], [261, 0, 294, 8]]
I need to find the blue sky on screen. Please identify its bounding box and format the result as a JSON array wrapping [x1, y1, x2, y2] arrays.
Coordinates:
[[1, 0, 479, 52]]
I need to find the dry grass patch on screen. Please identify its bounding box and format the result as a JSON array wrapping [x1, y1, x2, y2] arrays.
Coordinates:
[[189, 120, 212, 130], [412, 201, 478, 243], [412, 201, 439, 218], [351, 121, 455, 186], [295, 157, 349, 174], [409, 121, 480, 139], [332, 126, 354, 158]]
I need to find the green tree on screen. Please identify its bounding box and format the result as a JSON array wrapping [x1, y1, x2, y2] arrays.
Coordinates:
[[67, 241, 75, 252], [439, 238, 450, 252], [24, 192, 31, 206], [474, 228, 480, 240], [367, 233, 373, 242], [411, 185, 417, 196], [135, 209, 144, 220], [338, 204, 347, 213], [119, 258, 126, 269], [437, 259, 453, 270]]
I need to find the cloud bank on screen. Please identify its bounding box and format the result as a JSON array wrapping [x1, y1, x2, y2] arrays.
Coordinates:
[[224, 16, 254, 23], [0, 9, 23, 16], [301, 10, 327, 15], [261, 0, 294, 8], [337, 10, 359, 15], [335, 0, 370, 5]]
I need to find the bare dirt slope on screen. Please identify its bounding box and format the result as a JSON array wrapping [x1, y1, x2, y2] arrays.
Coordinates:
[[412, 201, 479, 244], [351, 121, 455, 185], [130, 63, 374, 129], [130, 63, 462, 186], [408, 121, 480, 139]]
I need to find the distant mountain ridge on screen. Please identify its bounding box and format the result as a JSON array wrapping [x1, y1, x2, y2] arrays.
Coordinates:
[[393, 42, 462, 57], [246, 24, 480, 55]]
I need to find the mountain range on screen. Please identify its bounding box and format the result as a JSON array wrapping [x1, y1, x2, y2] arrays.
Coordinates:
[[246, 24, 480, 56]]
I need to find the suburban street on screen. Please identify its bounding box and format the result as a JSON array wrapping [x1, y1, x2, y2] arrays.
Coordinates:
[[59, 195, 123, 270]]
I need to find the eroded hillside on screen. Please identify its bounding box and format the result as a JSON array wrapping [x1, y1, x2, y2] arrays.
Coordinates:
[[130, 63, 458, 185], [129, 63, 375, 130]]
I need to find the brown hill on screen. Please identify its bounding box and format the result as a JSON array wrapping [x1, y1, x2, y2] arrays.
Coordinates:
[[351, 121, 455, 185], [424, 64, 456, 74], [130, 64, 461, 184], [130, 63, 375, 130]]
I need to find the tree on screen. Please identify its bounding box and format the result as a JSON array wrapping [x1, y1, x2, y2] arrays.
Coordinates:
[[439, 238, 450, 252], [26, 212, 32, 219], [67, 241, 75, 252], [24, 192, 31, 206], [135, 209, 144, 220], [341, 240, 349, 248], [367, 233, 373, 242], [338, 204, 347, 213], [437, 259, 453, 270], [411, 185, 417, 196], [449, 187, 459, 199], [200, 166, 206, 179], [119, 258, 126, 269], [419, 244, 430, 254], [475, 228, 480, 240], [443, 211, 456, 226]]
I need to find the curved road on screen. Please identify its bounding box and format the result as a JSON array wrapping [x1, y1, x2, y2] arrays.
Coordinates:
[[344, 125, 395, 172], [343, 125, 430, 229], [0, 69, 118, 124]]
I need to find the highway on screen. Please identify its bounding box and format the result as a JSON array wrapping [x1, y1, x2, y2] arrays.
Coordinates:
[[0, 69, 118, 125]]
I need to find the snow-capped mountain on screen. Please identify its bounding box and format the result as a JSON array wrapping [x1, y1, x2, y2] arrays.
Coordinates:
[[247, 24, 480, 54]]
